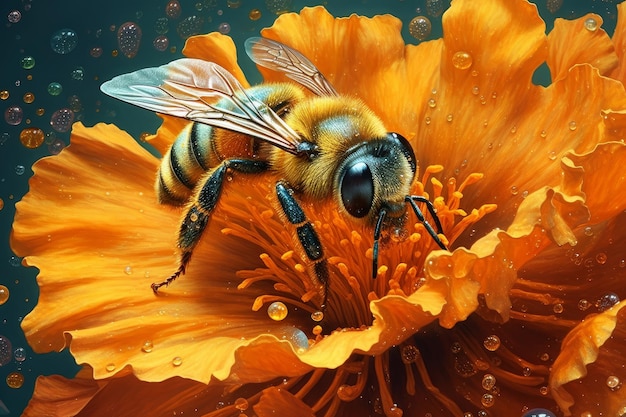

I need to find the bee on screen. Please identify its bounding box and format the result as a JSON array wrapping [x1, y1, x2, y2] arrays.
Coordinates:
[[100, 37, 447, 308]]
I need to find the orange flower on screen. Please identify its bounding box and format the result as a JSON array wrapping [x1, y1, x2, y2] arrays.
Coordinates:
[[11, 1, 626, 416]]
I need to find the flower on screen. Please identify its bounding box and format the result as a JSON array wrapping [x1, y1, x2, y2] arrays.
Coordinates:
[[11, 1, 626, 416]]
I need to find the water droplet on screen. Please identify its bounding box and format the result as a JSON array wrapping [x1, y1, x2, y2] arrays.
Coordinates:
[[606, 375, 621, 390], [117, 22, 142, 58], [153, 35, 169, 52], [540, 353, 550, 362], [50, 28, 78, 54], [105, 363, 116, 372], [481, 373, 496, 391], [426, 0, 446, 17], [176, 15, 203, 39], [0, 285, 8, 305], [47, 82, 63, 96], [0, 335, 12, 366], [584, 17, 598, 32], [424, 116, 431, 125], [7, 10, 21, 23], [584, 226, 593, 236], [312, 325, 323, 335], [595, 252, 607, 265], [553, 303, 563, 314], [234, 397, 249, 411], [510, 186, 518, 196], [124, 265, 133, 275], [401, 345, 420, 364], [481, 393, 495, 407], [6, 371, 24, 388], [15, 165, 25, 176], [446, 113, 453, 122], [310, 311, 324, 322], [450, 341, 462, 354], [50, 108, 75, 133], [596, 292, 620, 312], [249, 9, 262, 21], [548, 150, 557, 161], [522, 408, 556, 417], [483, 335, 501, 352], [427, 98, 436, 108], [19, 127, 44, 149], [472, 85, 479, 95], [165, 0, 182, 19], [20, 56, 35, 70], [452, 51, 472, 70], [522, 367, 532, 377], [568, 121, 577, 131], [13, 347, 26, 362], [540, 130, 547, 138], [578, 298, 591, 311], [141, 340, 153, 353], [539, 386, 549, 395], [218, 22, 231, 34], [172, 356, 183, 366], [90, 46, 103, 58], [267, 301, 288, 321], [5, 105, 23, 125], [408, 16, 431, 41]]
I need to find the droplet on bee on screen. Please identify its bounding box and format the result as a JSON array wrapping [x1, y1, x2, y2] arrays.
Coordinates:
[[267, 301, 288, 321]]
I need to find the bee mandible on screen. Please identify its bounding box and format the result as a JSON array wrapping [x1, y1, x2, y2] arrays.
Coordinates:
[[101, 37, 448, 309]]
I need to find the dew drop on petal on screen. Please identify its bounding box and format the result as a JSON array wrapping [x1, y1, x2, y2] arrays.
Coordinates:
[[568, 120, 577, 131], [606, 375, 621, 390], [408, 16, 431, 41], [584, 17, 598, 32], [583, 226, 593, 236], [267, 301, 288, 321], [141, 340, 153, 353], [452, 51, 472, 70], [6, 371, 24, 389], [0, 285, 8, 305], [50, 28, 78, 54], [117, 22, 142, 59], [172, 356, 182, 366], [124, 265, 133, 275], [105, 363, 116, 372], [595, 252, 607, 265], [483, 335, 500, 351], [234, 398, 249, 411], [481, 373, 496, 391]]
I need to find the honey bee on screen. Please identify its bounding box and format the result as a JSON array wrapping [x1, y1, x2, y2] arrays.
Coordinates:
[[101, 37, 447, 308]]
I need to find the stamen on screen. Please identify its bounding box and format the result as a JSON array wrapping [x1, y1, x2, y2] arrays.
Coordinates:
[[412, 347, 465, 415], [337, 358, 369, 402], [311, 368, 349, 413]]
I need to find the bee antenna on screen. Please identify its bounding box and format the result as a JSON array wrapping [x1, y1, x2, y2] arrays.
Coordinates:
[[405, 196, 448, 250], [372, 208, 387, 278]]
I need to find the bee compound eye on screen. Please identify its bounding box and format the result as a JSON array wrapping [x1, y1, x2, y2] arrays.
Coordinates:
[[340, 161, 374, 218]]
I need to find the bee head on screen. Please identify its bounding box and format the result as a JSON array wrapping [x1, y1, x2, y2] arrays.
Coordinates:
[[337, 132, 416, 223]]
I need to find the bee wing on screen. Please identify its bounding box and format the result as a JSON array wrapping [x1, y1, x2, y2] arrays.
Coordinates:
[[100, 58, 304, 155], [245, 37, 339, 97]]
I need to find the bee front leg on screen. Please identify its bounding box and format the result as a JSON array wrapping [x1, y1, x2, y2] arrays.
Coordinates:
[[152, 158, 269, 293], [276, 181, 329, 309]]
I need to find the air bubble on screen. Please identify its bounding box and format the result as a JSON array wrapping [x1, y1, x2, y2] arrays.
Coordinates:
[[401, 345, 420, 364], [596, 292, 620, 312], [310, 311, 324, 322], [480, 393, 495, 407], [481, 373, 496, 391], [483, 335, 501, 351], [595, 252, 607, 265], [6, 371, 24, 388], [606, 375, 621, 390], [0, 285, 8, 305], [522, 408, 556, 417], [14, 347, 26, 362], [234, 397, 249, 411]]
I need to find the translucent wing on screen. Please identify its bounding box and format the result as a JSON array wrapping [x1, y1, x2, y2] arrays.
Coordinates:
[[245, 37, 339, 97], [100, 58, 304, 155]]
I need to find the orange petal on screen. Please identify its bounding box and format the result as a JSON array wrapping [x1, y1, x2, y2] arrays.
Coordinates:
[[550, 301, 626, 416], [254, 387, 315, 417], [608, 2, 626, 84], [547, 14, 618, 82]]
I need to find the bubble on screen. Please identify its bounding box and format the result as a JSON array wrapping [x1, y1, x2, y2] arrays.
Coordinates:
[[0, 285, 8, 305], [584, 17, 598, 32], [154, 17, 169, 34], [19, 127, 44, 149], [20, 56, 35, 70], [408, 16, 431, 41], [90, 46, 103, 58], [177, 15, 203, 39], [481, 393, 495, 407], [8, 255, 21, 267], [0, 335, 12, 366], [234, 397, 248, 411], [68, 95, 82, 113], [400, 344, 420, 364], [547, 0, 563, 13], [596, 292, 620, 312], [280, 327, 308, 351], [50, 108, 75, 132], [14, 347, 26, 362], [310, 311, 324, 322], [22, 92, 35, 104], [153, 35, 169, 52], [0, 90, 8, 100], [105, 363, 116, 372], [47, 82, 63, 96], [71, 67, 84, 81], [48, 138, 67, 155], [249, 9, 262, 20], [5, 105, 24, 125], [452, 51, 473, 70], [568, 121, 577, 131], [607, 375, 621, 390], [595, 252, 607, 265], [15, 165, 25, 175], [426, 0, 446, 17], [522, 408, 556, 417], [7, 10, 21, 23], [117, 22, 142, 59], [50, 28, 78, 54], [218, 22, 231, 34], [166, 0, 182, 19], [265, 0, 291, 15], [227, 0, 241, 8], [483, 335, 501, 351], [6, 371, 24, 389], [481, 373, 496, 390], [267, 301, 288, 321]]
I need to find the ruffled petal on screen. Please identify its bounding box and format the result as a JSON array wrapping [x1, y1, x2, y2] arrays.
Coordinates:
[[550, 301, 626, 416], [547, 14, 618, 82], [254, 387, 315, 417], [608, 2, 626, 84]]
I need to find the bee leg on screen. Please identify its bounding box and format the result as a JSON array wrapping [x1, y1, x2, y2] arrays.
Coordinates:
[[405, 195, 448, 250], [276, 181, 329, 309], [152, 159, 269, 293]]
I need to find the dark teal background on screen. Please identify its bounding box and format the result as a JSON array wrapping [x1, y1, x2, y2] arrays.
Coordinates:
[[0, 0, 619, 415]]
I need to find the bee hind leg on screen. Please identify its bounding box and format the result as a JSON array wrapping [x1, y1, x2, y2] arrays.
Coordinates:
[[276, 181, 329, 309], [152, 159, 269, 293]]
